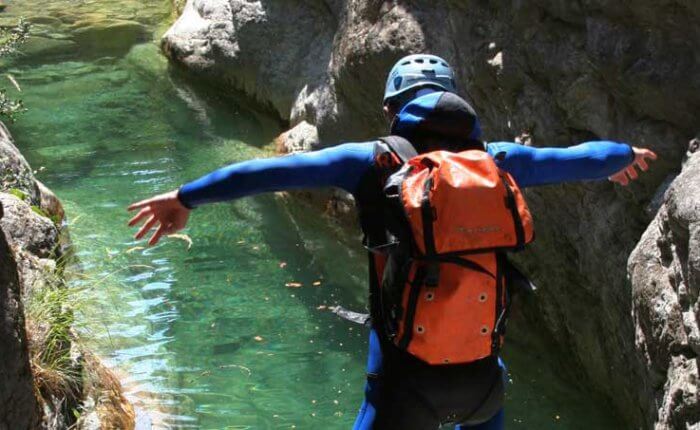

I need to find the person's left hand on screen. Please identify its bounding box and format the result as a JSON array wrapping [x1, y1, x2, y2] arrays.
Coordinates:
[[609, 147, 657, 186]]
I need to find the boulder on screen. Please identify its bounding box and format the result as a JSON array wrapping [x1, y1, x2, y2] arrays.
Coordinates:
[[0, 193, 59, 259], [629, 148, 700, 429], [0, 121, 40, 205]]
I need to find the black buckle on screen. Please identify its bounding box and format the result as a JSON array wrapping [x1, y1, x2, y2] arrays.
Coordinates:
[[424, 262, 440, 287]]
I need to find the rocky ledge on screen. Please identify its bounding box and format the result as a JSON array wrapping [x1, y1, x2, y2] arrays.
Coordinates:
[[161, 1, 699, 428], [0, 122, 134, 429]]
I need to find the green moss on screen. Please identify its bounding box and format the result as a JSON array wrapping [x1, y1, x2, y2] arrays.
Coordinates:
[[30, 204, 48, 217], [8, 187, 27, 200]]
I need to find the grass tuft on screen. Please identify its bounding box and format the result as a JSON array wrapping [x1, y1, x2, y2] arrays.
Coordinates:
[[25, 277, 82, 401]]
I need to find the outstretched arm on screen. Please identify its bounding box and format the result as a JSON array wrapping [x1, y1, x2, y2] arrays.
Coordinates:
[[488, 141, 656, 187], [127, 142, 375, 245]]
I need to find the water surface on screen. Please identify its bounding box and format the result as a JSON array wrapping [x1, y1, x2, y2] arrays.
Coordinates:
[[2, 0, 623, 428]]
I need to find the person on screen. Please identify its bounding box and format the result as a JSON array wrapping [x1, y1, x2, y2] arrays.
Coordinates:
[[127, 54, 656, 429]]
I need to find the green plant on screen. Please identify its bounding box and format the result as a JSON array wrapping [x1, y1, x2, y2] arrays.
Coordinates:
[[25, 278, 81, 399], [8, 187, 27, 201], [24, 240, 84, 402], [0, 18, 29, 121]]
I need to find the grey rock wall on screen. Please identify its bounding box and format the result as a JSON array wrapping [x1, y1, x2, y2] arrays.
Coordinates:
[[629, 149, 700, 430], [162, 1, 700, 427], [0, 203, 41, 430]]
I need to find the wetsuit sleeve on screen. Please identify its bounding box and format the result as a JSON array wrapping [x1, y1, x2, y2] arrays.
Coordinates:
[[487, 141, 634, 188], [178, 142, 375, 208]]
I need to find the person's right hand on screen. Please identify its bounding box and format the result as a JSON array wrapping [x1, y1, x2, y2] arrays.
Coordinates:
[[127, 190, 191, 246]]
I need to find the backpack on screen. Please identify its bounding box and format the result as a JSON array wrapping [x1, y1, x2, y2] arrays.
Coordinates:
[[360, 135, 535, 365]]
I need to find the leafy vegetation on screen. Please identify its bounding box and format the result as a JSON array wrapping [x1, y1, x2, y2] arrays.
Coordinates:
[[0, 18, 29, 121]]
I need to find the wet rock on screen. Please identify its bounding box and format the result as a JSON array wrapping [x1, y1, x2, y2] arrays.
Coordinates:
[[75, 352, 135, 430], [629, 151, 700, 429], [0, 204, 42, 429]]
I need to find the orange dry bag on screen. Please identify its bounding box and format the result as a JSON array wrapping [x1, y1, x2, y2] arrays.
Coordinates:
[[368, 136, 534, 365]]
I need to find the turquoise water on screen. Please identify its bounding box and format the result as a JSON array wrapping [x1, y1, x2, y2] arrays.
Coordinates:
[[3, 0, 623, 428]]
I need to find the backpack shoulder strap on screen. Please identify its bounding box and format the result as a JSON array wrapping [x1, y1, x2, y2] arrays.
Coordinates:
[[379, 135, 418, 163]]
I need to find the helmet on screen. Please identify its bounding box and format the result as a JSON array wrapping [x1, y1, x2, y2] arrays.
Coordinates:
[[383, 54, 457, 104]]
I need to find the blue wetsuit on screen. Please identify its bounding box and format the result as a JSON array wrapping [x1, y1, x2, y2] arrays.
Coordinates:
[[177, 92, 633, 429], [178, 140, 632, 208]]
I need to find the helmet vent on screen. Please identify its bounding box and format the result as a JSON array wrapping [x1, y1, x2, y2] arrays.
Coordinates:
[[415, 58, 424, 63], [429, 59, 438, 64]]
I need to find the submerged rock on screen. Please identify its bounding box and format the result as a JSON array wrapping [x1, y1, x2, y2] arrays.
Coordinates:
[[21, 36, 79, 59], [70, 19, 149, 54]]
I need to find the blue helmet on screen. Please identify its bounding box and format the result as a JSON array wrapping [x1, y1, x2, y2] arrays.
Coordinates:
[[383, 54, 457, 104]]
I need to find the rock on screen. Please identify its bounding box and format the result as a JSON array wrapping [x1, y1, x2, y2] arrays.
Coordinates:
[[0, 193, 59, 259], [162, 0, 338, 122], [163, 1, 700, 426], [0, 121, 40, 205], [0, 205, 42, 429], [75, 353, 135, 430], [275, 120, 319, 153], [629, 151, 700, 429], [70, 19, 149, 55], [21, 35, 79, 59], [36, 179, 65, 224]]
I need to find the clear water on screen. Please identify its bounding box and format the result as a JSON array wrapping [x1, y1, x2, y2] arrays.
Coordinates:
[[2, 0, 623, 428]]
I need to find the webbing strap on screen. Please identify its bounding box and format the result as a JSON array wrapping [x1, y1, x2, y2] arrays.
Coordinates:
[[500, 175, 525, 249], [420, 177, 440, 286], [397, 265, 426, 350], [379, 135, 418, 164], [491, 254, 504, 355]]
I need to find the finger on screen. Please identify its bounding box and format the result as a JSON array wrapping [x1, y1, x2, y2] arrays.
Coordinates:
[[637, 157, 649, 171], [135, 216, 157, 240], [148, 223, 167, 246], [128, 196, 158, 212], [626, 165, 638, 180], [642, 149, 658, 161], [613, 172, 629, 186], [128, 208, 151, 227]]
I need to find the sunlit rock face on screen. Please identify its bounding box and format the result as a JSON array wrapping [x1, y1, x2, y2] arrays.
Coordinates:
[[0, 208, 41, 430], [163, 1, 699, 427], [629, 148, 700, 430]]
